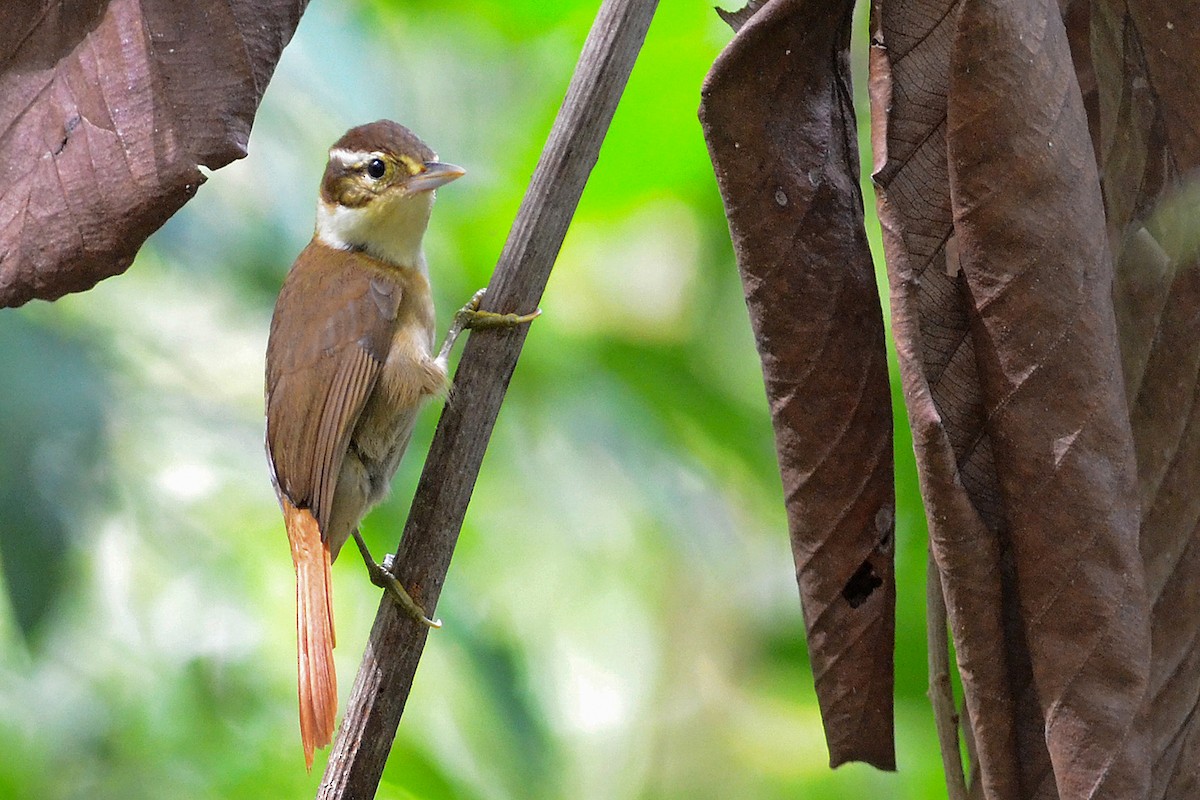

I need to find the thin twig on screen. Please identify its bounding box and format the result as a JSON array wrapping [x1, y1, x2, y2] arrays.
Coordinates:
[[316, 1, 659, 796], [928, 550, 968, 800]]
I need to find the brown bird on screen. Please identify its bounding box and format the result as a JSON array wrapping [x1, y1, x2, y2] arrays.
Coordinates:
[[264, 120, 536, 769]]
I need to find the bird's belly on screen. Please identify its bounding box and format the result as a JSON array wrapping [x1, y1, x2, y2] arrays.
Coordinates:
[[352, 398, 423, 503], [324, 321, 445, 557], [347, 327, 445, 507]]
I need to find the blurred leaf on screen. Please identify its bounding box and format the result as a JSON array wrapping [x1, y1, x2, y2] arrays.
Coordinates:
[[0, 315, 109, 641]]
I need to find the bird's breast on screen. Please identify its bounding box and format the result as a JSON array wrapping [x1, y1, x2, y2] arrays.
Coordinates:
[[347, 267, 445, 489], [377, 275, 443, 409]]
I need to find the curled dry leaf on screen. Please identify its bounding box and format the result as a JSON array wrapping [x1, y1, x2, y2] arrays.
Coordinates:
[[947, 1, 1151, 796], [710, 0, 1198, 790], [876, 0, 1160, 796], [1059, 0, 1100, 162], [870, 1, 1036, 794], [0, 0, 308, 307], [1093, 3, 1200, 797], [701, 0, 896, 770]]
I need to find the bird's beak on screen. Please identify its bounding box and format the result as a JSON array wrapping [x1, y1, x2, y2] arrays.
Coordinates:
[[407, 161, 466, 193]]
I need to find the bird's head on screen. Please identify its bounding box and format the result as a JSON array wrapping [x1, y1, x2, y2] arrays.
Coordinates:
[[314, 120, 464, 269]]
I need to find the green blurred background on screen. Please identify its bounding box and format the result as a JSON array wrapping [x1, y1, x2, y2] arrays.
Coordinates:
[[0, 1, 944, 797]]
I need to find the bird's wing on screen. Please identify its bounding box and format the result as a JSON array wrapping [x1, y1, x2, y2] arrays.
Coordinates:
[[265, 243, 402, 533]]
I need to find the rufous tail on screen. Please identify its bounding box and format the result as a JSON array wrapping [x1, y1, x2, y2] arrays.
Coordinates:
[[284, 498, 337, 771]]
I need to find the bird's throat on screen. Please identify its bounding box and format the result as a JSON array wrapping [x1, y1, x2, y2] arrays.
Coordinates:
[[315, 193, 434, 271]]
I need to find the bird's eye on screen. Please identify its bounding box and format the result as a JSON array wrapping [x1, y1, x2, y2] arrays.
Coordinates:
[[366, 158, 387, 179]]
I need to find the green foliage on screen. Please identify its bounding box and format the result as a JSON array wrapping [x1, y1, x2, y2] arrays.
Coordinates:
[[0, 2, 940, 797]]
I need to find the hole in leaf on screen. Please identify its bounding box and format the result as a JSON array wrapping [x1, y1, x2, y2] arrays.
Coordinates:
[[842, 559, 882, 609]]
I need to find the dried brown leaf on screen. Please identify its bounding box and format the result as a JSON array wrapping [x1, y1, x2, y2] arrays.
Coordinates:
[[870, 0, 1037, 795], [701, 0, 895, 770], [0, 0, 308, 307], [875, 0, 1159, 796], [715, 0, 766, 32], [946, 1, 1151, 796], [1092, 3, 1200, 797], [1059, 0, 1100, 162]]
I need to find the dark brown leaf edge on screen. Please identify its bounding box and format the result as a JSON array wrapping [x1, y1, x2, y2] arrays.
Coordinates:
[[0, 0, 309, 307], [701, 0, 896, 770]]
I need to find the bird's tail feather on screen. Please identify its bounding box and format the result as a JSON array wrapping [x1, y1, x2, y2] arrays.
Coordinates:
[[284, 499, 337, 771]]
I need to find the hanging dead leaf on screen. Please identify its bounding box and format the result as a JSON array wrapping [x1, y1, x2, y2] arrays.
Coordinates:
[[870, 0, 1037, 794], [1092, 3, 1200, 797], [0, 0, 308, 307], [701, 0, 896, 770], [945, 1, 1151, 796]]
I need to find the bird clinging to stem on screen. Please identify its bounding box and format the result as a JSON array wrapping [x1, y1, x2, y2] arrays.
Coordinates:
[[265, 120, 538, 769]]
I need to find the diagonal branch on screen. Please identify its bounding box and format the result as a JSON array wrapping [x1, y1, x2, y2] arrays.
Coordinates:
[[316, 1, 659, 796]]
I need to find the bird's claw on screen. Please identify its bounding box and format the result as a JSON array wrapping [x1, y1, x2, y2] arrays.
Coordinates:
[[372, 562, 442, 629], [453, 287, 541, 331], [353, 530, 441, 628]]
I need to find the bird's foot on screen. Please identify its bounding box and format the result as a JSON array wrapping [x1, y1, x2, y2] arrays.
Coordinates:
[[437, 288, 540, 365], [352, 531, 441, 628], [454, 287, 542, 331]]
